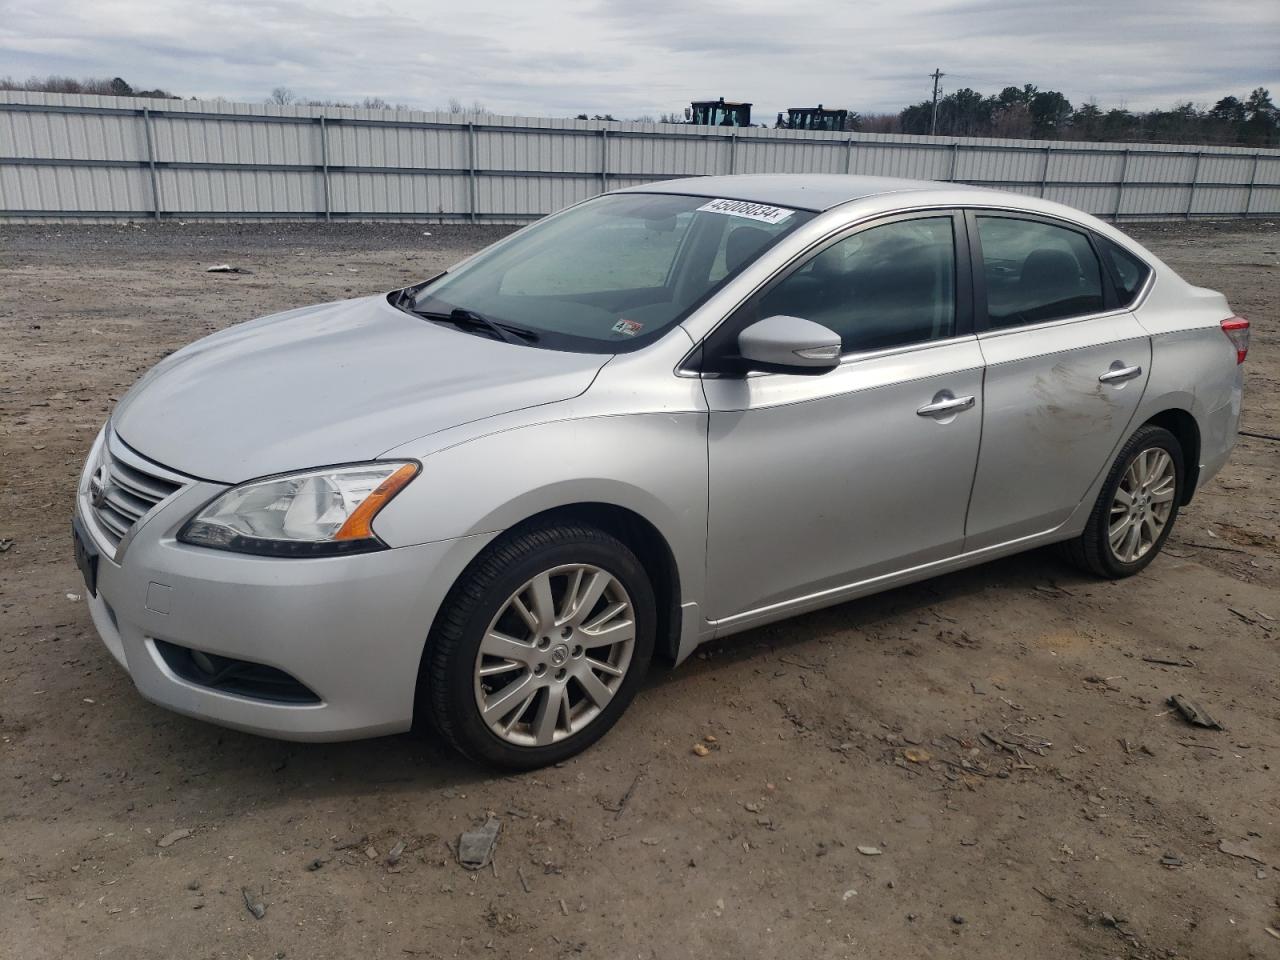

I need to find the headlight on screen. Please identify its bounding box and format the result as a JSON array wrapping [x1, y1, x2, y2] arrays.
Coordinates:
[[178, 461, 419, 556]]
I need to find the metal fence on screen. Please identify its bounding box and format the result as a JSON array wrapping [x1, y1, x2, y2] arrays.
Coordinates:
[[3, 90, 1279, 224]]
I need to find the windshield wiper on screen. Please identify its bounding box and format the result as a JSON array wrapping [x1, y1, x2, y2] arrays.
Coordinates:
[[391, 274, 442, 310], [408, 306, 539, 345]]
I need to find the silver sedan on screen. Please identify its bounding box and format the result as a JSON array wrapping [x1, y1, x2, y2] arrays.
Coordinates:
[[73, 175, 1248, 768]]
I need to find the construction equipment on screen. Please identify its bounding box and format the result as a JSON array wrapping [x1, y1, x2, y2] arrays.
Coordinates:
[[777, 105, 852, 132], [689, 98, 753, 127]]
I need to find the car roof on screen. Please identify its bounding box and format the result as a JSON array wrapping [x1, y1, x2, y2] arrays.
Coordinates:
[[616, 174, 997, 212]]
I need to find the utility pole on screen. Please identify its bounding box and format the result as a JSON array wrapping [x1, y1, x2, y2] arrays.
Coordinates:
[[929, 68, 945, 135]]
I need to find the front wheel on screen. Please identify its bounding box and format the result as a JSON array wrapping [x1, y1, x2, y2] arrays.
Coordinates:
[[420, 523, 655, 770], [1064, 424, 1184, 578]]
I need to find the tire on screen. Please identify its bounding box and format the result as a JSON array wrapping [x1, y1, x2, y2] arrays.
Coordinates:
[[419, 522, 655, 770], [1063, 424, 1184, 579]]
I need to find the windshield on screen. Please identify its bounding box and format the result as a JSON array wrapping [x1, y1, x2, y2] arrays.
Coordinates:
[[407, 193, 814, 353]]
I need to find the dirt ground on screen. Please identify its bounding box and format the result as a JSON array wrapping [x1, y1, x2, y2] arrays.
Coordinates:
[[1, 218, 1278, 960]]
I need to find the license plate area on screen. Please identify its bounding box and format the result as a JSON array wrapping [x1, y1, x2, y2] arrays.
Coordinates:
[[72, 514, 100, 597]]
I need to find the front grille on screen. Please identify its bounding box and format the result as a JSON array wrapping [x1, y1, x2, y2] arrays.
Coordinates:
[[88, 432, 187, 551]]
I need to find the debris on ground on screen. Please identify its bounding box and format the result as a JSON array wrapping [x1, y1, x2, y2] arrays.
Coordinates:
[[1141, 656, 1195, 667], [1167, 694, 1223, 729], [1218, 838, 1266, 864], [157, 828, 193, 848], [903, 748, 931, 763], [692, 743, 711, 757], [0, 538, 13, 552], [457, 817, 501, 871], [206, 264, 252, 274], [241, 887, 266, 919], [602, 769, 645, 816], [305, 857, 328, 871], [386, 841, 406, 866], [1159, 853, 1185, 868], [857, 845, 883, 856]]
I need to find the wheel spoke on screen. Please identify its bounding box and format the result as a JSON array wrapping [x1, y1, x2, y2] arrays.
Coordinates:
[[1113, 487, 1133, 507], [585, 656, 624, 677], [1122, 519, 1141, 561], [581, 617, 635, 649], [1145, 452, 1171, 491], [1129, 455, 1145, 488], [1142, 513, 1161, 543], [481, 630, 535, 663], [1109, 515, 1131, 548], [566, 569, 612, 624], [583, 601, 627, 631], [532, 686, 562, 745], [482, 672, 537, 722], [510, 595, 540, 634], [478, 658, 523, 677], [575, 666, 614, 709], [526, 572, 557, 631], [502, 690, 538, 735]]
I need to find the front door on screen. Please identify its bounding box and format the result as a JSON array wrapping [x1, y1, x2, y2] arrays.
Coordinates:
[[700, 212, 984, 624], [963, 212, 1151, 549]]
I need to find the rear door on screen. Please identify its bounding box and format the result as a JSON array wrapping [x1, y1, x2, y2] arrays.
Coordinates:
[[964, 211, 1151, 550]]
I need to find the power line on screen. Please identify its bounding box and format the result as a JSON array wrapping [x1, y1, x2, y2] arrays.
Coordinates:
[[929, 68, 945, 135]]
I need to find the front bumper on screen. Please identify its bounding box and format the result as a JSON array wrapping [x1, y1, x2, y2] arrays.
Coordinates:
[[75, 438, 495, 741]]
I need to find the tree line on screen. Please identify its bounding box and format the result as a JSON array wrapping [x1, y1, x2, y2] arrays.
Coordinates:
[[864, 84, 1278, 146]]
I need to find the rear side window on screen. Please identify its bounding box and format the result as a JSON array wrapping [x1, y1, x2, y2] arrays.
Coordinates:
[[976, 216, 1104, 328], [1096, 236, 1151, 305]]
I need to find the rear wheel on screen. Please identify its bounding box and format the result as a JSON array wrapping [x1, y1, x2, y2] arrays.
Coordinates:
[[420, 523, 655, 769], [1064, 424, 1183, 578]]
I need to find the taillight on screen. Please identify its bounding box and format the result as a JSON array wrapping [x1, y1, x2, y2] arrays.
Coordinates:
[[1221, 317, 1250, 364]]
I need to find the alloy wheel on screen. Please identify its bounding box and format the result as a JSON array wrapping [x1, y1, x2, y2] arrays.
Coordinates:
[[1108, 447, 1176, 563], [473, 563, 636, 747]]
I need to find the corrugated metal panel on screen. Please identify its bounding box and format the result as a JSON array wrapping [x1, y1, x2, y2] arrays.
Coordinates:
[[1255, 157, 1280, 185], [329, 172, 468, 215], [0, 162, 151, 211], [3, 90, 1280, 221], [159, 168, 320, 213]]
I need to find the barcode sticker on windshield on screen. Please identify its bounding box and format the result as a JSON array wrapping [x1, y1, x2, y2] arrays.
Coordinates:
[[697, 198, 794, 225]]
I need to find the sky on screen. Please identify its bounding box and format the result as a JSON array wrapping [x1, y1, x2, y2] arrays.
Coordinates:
[[1, 0, 1277, 120]]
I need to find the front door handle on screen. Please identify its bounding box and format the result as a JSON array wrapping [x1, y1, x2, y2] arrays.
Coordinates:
[[917, 392, 976, 418], [1099, 363, 1143, 384]]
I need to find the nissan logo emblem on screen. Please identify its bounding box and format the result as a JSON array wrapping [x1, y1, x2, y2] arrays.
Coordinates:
[[89, 464, 110, 509]]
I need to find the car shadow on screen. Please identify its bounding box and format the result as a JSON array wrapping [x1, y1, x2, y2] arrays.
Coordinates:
[[113, 545, 1093, 800], [643, 543, 1095, 682]]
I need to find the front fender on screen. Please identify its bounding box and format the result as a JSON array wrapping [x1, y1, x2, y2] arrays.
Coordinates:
[[372, 411, 710, 629]]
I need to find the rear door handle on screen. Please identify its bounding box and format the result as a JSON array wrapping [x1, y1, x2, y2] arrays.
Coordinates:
[[1099, 363, 1143, 384], [916, 392, 976, 417]]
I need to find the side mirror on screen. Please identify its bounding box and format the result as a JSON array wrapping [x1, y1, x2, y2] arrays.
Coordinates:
[[737, 315, 841, 374]]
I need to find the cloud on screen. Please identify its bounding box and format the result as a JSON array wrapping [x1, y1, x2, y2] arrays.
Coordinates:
[[0, 0, 1275, 118]]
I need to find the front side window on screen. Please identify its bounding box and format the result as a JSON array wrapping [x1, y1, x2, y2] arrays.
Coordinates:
[[976, 216, 1104, 327], [742, 216, 957, 355], [409, 193, 812, 352]]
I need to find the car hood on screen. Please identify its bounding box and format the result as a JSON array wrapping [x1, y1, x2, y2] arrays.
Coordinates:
[[112, 296, 608, 483]]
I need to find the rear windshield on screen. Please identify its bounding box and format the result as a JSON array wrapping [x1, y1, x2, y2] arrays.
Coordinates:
[[411, 193, 814, 352]]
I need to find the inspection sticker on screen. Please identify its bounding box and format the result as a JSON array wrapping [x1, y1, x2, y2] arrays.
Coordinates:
[[612, 318, 644, 337], [696, 198, 794, 225]]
